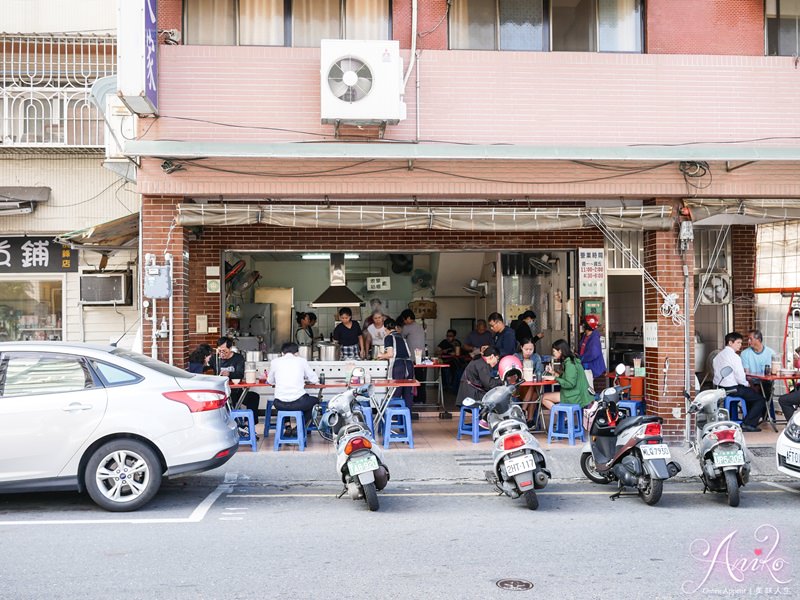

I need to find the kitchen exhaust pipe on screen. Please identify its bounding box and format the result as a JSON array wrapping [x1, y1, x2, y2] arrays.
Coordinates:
[[310, 252, 364, 308]]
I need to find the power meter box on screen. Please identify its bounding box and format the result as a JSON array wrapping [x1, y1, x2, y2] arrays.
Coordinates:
[[144, 265, 172, 299]]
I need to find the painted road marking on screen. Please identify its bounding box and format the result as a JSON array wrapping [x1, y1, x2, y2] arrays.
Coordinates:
[[0, 484, 232, 527], [763, 481, 800, 494]]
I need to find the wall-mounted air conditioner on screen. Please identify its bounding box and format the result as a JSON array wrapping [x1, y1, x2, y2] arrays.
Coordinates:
[[320, 39, 406, 125], [80, 271, 133, 305]]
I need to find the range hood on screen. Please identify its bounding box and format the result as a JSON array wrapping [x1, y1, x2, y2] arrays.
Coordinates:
[[310, 253, 364, 308]]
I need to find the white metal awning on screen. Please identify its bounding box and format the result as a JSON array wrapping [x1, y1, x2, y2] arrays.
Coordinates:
[[688, 199, 800, 225]]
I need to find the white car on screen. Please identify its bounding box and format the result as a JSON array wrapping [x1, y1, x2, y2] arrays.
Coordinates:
[[0, 342, 238, 511], [776, 411, 800, 479]]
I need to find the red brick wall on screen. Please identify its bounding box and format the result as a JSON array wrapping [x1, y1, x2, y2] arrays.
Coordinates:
[[647, 0, 765, 55], [643, 202, 695, 441], [393, 0, 449, 50], [731, 225, 757, 336], [158, 0, 183, 36]]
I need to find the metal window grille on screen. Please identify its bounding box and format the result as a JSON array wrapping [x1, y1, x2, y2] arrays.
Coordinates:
[[605, 230, 643, 270], [1, 35, 116, 148]]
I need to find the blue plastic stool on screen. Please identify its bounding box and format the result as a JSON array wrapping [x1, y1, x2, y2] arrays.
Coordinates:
[[618, 400, 644, 417], [262, 400, 274, 437], [356, 404, 375, 439], [456, 406, 491, 443], [387, 397, 407, 409], [230, 409, 258, 452], [383, 406, 414, 448], [725, 396, 748, 424], [273, 410, 306, 451], [547, 404, 586, 445]]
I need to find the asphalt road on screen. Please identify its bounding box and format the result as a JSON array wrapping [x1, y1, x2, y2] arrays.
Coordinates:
[[1, 469, 798, 600]]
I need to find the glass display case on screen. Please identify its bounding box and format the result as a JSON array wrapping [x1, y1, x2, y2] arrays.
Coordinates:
[[0, 278, 63, 341]]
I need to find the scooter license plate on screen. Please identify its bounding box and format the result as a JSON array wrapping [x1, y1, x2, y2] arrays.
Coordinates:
[[505, 454, 536, 477], [713, 449, 745, 467], [785, 448, 800, 467], [640, 444, 671, 460], [347, 454, 378, 477]]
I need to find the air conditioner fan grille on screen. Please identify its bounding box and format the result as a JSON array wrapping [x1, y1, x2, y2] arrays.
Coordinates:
[[328, 56, 373, 103]]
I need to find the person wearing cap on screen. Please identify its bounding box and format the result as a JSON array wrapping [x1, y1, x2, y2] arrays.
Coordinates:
[[456, 345, 502, 407], [579, 314, 607, 393], [514, 310, 545, 349]]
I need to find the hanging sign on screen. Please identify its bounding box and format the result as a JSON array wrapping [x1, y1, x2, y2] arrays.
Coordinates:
[[578, 248, 605, 297], [0, 237, 78, 273]]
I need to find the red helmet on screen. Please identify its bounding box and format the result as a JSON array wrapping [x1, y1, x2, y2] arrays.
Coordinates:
[[498, 355, 524, 382], [585, 314, 600, 329]]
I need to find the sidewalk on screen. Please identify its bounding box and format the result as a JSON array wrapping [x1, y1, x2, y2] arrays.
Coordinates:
[[233, 413, 788, 484]]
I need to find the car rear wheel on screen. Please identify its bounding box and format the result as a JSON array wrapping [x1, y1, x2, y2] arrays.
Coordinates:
[[84, 440, 162, 512]]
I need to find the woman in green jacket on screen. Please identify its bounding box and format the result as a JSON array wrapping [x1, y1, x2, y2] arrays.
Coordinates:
[[541, 339, 595, 410]]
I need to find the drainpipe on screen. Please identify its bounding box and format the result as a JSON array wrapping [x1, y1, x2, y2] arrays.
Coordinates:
[[683, 263, 692, 444], [145, 253, 158, 359], [165, 252, 174, 365], [402, 0, 418, 90], [415, 49, 421, 143]]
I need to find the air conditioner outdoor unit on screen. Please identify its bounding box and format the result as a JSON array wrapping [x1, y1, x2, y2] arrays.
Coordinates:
[[320, 39, 406, 125], [80, 272, 133, 305]]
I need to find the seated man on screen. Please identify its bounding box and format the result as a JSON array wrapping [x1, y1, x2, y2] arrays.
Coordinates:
[[436, 329, 463, 390], [741, 329, 776, 416], [712, 331, 767, 432], [456, 346, 502, 407], [209, 336, 260, 425], [268, 342, 320, 435], [462, 319, 493, 357]]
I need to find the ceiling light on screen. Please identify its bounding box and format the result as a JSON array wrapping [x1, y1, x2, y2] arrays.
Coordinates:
[[302, 253, 359, 260]]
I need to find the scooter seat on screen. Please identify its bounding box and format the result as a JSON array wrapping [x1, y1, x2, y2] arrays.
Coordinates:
[[615, 415, 660, 435]]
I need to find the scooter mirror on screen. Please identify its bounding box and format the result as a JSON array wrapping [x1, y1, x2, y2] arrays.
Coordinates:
[[615, 363, 626, 375], [719, 366, 733, 378], [462, 398, 477, 407]]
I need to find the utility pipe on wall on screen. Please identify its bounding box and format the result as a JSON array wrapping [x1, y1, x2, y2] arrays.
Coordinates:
[[165, 252, 174, 365], [402, 0, 418, 90], [683, 263, 692, 443]]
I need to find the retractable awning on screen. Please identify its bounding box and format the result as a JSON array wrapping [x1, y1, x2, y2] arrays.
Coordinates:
[[175, 204, 674, 231], [0, 186, 50, 216], [688, 199, 800, 225], [56, 213, 139, 253]]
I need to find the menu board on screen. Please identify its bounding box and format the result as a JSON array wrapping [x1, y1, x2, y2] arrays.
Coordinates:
[[578, 248, 605, 297]]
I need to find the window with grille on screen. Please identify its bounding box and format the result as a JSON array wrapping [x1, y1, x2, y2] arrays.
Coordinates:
[[1, 35, 114, 147], [605, 230, 643, 270], [767, 0, 800, 56]]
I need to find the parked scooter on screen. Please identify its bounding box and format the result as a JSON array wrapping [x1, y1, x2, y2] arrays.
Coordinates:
[[687, 377, 751, 507], [580, 364, 682, 505], [463, 383, 550, 510], [322, 385, 389, 511]]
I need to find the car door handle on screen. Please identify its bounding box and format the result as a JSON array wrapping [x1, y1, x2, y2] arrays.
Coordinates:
[[63, 403, 93, 412]]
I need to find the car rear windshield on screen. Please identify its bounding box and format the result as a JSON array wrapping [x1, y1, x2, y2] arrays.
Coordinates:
[[111, 348, 193, 378]]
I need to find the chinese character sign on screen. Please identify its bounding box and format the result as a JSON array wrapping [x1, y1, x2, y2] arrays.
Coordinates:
[[579, 248, 605, 297], [0, 237, 77, 273], [144, 0, 158, 111]]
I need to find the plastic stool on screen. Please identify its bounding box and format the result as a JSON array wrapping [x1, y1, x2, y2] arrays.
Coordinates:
[[230, 409, 258, 452], [456, 406, 491, 443], [618, 400, 644, 417], [383, 406, 414, 448], [547, 404, 586, 445], [262, 400, 274, 437], [725, 396, 748, 424], [273, 410, 306, 451], [356, 404, 375, 438], [387, 397, 407, 409]]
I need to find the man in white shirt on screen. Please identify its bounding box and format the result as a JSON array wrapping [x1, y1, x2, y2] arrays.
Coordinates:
[[712, 331, 766, 432], [267, 342, 320, 434]]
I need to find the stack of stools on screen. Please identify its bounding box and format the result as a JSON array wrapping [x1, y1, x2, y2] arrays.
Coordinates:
[[273, 410, 306, 451], [230, 409, 258, 452], [547, 404, 586, 445], [382, 403, 414, 449], [724, 396, 748, 424], [456, 405, 492, 443]]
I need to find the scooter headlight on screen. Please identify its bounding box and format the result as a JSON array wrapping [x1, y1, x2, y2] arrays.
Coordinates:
[[784, 418, 800, 443]]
